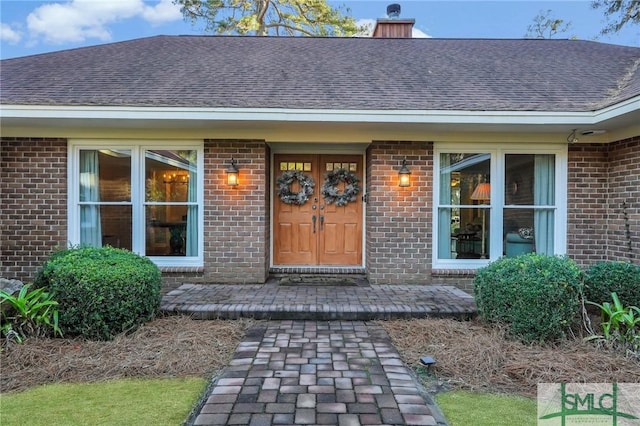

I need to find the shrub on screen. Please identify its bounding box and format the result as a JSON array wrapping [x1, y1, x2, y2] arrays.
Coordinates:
[[584, 262, 640, 307], [474, 254, 583, 343], [34, 246, 162, 341]]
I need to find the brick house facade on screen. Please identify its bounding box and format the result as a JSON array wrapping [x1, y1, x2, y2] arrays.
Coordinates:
[[2, 136, 638, 292], [1, 33, 639, 293]]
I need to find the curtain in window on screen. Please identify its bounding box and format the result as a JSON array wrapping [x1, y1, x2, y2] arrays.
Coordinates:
[[80, 150, 102, 247], [534, 155, 554, 254], [438, 155, 452, 258], [186, 167, 197, 256]]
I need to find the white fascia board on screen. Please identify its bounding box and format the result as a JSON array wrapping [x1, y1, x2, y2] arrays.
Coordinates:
[[1, 96, 638, 125], [591, 96, 640, 122]]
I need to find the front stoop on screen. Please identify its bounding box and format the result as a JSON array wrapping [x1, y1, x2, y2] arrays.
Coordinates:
[[161, 281, 476, 321]]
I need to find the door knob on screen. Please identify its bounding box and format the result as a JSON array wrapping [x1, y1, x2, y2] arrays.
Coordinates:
[[312, 215, 317, 233]]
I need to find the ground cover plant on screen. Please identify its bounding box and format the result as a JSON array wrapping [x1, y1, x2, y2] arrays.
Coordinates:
[[0, 378, 206, 426], [435, 390, 536, 426]]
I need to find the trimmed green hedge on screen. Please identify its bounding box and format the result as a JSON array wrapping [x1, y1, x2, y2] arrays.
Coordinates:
[[584, 262, 640, 307], [35, 247, 162, 340], [474, 254, 583, 343]]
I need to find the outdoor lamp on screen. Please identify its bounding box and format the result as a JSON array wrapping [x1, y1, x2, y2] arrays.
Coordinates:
[[226, 158, 239, 187], [419, 356, 436, 373], [398, 158, 411, 187]]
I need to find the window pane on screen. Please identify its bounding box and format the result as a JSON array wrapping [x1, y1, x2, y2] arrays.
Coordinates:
[[80, 150, 131, 202], [439, 153, 490, 205], [504, 154, 555, 256], [81, 205, 132, 250], [440, 207, 490, 259], [503, 208, 554, 256], [505, 154, 555, 206], [146, 205, 196, 256], [145, 150, 197, 203], [533, 208, 554, 254], [439, 153, 491, 260]]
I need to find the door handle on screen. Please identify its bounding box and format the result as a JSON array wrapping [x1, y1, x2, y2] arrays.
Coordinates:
[[312, 215, 316, 233], [320, 215, 324, 231]]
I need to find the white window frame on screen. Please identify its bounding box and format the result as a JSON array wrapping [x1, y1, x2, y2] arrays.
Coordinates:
[[432, 142, 567, 270], [68, 139, 204, 267]]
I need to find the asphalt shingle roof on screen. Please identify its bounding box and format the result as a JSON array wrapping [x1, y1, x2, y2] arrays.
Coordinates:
[[1, 35, 639, 112]]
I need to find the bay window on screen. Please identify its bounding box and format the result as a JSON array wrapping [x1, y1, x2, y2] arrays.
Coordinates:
[[70, 141, 203, 267], [434, 144, 566, 268]]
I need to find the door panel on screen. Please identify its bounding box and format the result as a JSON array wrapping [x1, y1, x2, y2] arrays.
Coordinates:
[[274, 154, 318, 265], [317, 155, 363, 265], [273, 154, 363, 266]]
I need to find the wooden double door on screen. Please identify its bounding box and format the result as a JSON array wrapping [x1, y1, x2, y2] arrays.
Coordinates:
[[274, 154, 363, 266]]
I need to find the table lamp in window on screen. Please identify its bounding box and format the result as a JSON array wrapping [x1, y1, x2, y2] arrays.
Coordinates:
[[470, 182, 490, 259]]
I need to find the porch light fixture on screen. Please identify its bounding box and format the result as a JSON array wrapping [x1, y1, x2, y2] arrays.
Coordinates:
[[226, 158, 239, 187], [470, 182, 491, 259], [398, 158, 411, 187]]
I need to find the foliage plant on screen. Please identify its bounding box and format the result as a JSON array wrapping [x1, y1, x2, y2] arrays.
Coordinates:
[[34, 246, 162, 341], [584, 261, 640, 307], [586, 292, 640, 359], [592, 0, 640, 35], [176, 0, 361, 36], [0, 284, 63, 343], [474, 254, 584, 343]]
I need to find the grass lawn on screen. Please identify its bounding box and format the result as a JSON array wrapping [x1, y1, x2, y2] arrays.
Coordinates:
[[0, 377, 207, 426], [436, 390, 537, 426]]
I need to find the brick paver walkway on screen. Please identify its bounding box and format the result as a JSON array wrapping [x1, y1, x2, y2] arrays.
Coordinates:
[[187, 320, 446, 426], [162, 282, 476, 320]]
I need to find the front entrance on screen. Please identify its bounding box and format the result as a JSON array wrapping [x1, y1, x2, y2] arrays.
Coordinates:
[[274, 154, 363, 266]]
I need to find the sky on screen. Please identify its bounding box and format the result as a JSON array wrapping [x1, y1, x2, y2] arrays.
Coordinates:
[[1, 0, 638, 60]]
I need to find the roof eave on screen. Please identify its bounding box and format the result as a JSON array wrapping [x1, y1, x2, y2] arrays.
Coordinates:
[[1, 95, 638, 142]]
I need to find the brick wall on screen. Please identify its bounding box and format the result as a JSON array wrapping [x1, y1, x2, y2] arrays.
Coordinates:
[[365, 141, 433, 284], [606, 136, 639, 263], [1, 138, 68, 281], [568, 136, 640, 266], [0, 137, 271, 286], [2, 135, 635, 289], [567, 144, 610, 265], [202, 140, 270, 283]]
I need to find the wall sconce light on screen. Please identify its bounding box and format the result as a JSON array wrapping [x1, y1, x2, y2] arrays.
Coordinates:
[[398, 158, 411, 187], [226, 158, 239, 187]]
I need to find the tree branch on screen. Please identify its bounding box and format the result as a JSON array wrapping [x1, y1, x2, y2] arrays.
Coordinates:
[[264, 22, 315, 36]]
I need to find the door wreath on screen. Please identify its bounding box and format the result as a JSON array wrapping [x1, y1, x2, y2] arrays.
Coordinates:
[[321, 168, 361, 207], [276, 170, 315, 205]]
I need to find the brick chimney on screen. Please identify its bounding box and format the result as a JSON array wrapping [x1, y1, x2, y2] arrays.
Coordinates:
[[372, 4, 415, 38]]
